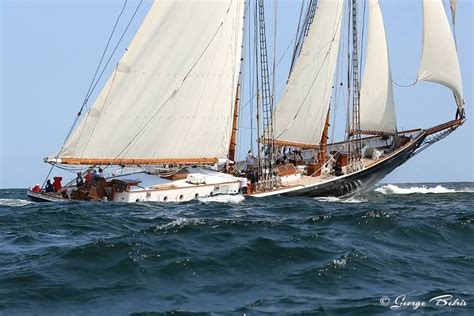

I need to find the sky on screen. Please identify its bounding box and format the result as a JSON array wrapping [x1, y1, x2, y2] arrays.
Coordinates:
[[1, 0, 473, 189]]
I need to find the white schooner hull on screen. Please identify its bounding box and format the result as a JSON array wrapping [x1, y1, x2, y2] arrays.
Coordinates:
[[28, 168, 243, 203]]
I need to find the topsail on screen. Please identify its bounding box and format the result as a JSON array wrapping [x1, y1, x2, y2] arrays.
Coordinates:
[[56, 0, 244, 164], [359, 0, 397, 134], [417, 0, 463, 110], [272, 0, 344, 147]]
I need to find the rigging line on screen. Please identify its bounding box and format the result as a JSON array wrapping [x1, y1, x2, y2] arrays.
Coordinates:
[[331, 6, 348, 145], [392, 79, 417, 87], [288, 0, 306, 80], [271, 0, 278, 109], [84, 0, 143, 106], [83, 0, 128, 110], [359, 0, 367, 83], [248, 1, 254, 153], [238, 1, 248, 161], [104, 7, 231, 166], [239, 36, 295, 113]]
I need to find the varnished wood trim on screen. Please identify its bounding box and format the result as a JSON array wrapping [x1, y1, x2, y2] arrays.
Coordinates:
[[57, 157, 219, 165]]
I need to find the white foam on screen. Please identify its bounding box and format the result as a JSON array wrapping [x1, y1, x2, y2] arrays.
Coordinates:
[[314, 196, 367, 204], [198, 194, 245, 204], [332, 258, 347, 267], [155, 217, 204, 231], [0, 198, 32, 207], [375, 184, 472, 195]]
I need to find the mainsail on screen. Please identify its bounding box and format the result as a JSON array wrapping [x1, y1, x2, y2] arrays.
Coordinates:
[[55, 0, 244, 165], [417, 0, 464, 110], [272, 0, 344, 147], [359, 0, 397, 134]]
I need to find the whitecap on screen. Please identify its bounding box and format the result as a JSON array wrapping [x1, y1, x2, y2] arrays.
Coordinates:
[[0, 198, 32, 207], [198, 194, 245, 204], [332, 258, 347, 267], [374, 184, 471, 195], [155, 217, 204, 231], [314, 196, 367, 204]]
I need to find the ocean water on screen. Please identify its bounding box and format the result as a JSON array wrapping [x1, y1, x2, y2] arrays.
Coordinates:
[[0, 182, 473, 315]]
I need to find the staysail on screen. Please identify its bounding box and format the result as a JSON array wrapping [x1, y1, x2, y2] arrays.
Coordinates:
[[359, 0, 397, 134], [272, 0, 344, 147], [54, 0, 244, 165], [417, 0, 464, 110]]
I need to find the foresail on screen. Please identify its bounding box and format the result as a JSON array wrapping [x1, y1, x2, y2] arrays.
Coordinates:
[[272, 0, 344, 147], [359, 0, 397, 134], [418, 0, 463, 110], [57, 0, 244, 164]]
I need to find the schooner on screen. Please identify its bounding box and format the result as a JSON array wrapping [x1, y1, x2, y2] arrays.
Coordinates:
[[28, 0, 465, 203]]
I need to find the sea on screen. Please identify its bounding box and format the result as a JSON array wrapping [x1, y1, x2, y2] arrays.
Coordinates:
[[0, 182, 473, 315]]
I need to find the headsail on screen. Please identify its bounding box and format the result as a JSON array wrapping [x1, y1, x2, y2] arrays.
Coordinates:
[[272, 0, 344, 147], [418, 0, 463, 111], [54, 0, 244, 164], [359, 0, 397, 134]]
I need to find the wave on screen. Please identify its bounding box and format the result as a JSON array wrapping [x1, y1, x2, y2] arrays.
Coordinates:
[[198, 194, 245, 204], [154, 217, 205, 232], [0, 198, 32, 207], [314, 196, 367, 204], [375, 184, 473, 195]]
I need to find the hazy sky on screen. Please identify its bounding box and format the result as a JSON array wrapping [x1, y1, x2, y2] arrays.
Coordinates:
[[1, 0, 473, 189]]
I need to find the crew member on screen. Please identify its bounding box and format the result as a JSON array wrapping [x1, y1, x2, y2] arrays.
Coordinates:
[[45, 180, 54, 192], [240, 177, 248, 194], [31, 184, 41, 193], [53, 176, 63, 192], [246, 150, 255, 172], [334, 162, 343, 176], [76, 172, 84, 187], [84, 169, 94, 184]]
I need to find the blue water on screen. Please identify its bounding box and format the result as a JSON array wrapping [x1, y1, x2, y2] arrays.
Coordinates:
[[0, 183, 473, 315]]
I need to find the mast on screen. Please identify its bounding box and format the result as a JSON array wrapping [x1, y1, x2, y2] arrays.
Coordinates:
[[256, 0, 275, 191], [228, 81, 241, 163], [348, 0, 362, 172], [313, 109, 331, 177], [254, 0, 262, 185], [228, 2, 248, 164]]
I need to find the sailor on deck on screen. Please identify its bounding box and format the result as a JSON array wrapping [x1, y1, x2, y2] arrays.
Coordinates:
[[45, 180, 54, 192], [246, 150, 255, 172], [76, 172, 84, 187], [53, 177, 63, 192]]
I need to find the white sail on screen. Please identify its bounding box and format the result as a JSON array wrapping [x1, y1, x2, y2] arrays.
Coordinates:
[[57, 0, 244, 163], [418, 0, 463, 110], [359, 0, 397, 134], [272, 0, 344, 147]]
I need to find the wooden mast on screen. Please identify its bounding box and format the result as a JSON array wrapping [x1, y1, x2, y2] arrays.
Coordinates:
[[228, 81, 241, 163], [312, 109, 330, 177], [228, 3, 247, 165]]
